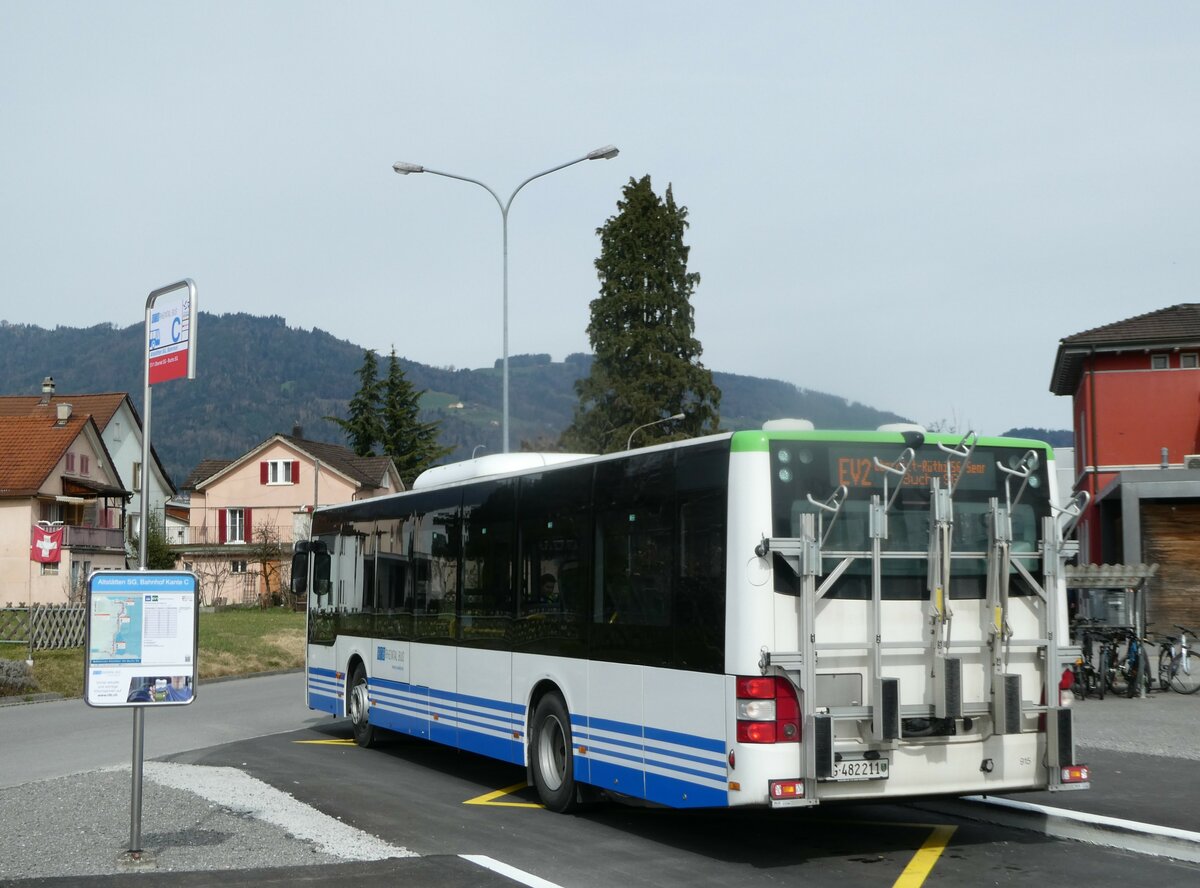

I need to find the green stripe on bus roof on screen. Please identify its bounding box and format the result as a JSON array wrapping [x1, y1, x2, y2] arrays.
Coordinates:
[[729, 429, 1054, 454]]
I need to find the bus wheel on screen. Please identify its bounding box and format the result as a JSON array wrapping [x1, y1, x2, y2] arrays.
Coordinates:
[[530, 693, 578, 813], [348, 664, 376, 748]]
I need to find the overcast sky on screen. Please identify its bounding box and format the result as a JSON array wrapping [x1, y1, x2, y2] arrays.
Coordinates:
[[3, 2, 1197, 434]]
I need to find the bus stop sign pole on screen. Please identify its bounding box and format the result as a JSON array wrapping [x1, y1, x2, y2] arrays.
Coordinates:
[[130, 279, 197, 858]]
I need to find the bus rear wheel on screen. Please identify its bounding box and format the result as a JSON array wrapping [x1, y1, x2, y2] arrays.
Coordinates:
[[530, 693, 578, 813], [348, 664, 376, 748]]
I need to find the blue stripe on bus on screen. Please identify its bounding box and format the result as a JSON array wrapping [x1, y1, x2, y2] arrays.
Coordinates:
[[308, 691, 340, 715], [580, 735, 725, 783], [643, 741, 727, 771], [580, 715, 723, 758], [589, 759, 645, 797], [645, 725, 726, 754], [428, 685, 524, 715], [574, 727, 643, 754], [318, 670, 729, 808], [646, 772, 728, 808]]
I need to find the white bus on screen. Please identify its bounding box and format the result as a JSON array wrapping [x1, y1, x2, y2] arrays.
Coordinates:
[[297, 422, 1089, 811]]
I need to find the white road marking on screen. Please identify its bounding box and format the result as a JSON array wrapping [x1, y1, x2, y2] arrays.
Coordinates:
[[461, 854, 567, 888]]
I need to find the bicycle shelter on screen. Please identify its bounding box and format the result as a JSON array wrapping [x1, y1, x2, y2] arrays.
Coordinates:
[[1066, 563, 1158, 698]]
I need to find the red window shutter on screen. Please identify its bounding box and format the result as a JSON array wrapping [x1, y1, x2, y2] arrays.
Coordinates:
[[260, 461, 269, 484], [291, 461, 300, 484], [244, 508, 253, 541], [218, 509, 227, 544]]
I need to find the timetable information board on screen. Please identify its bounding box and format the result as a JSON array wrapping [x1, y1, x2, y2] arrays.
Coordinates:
[[85, 571, 199, 707]]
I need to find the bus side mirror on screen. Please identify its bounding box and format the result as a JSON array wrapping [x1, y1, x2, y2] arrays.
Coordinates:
[[314, 548, 331, 596], [291, 541, 330, 597], [290, 551, 308, 595]]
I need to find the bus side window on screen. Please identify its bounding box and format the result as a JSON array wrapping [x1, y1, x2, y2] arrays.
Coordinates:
[[461, 479, 515, 646], [675, 445, 728, 672], [591, 452, 673, 667]]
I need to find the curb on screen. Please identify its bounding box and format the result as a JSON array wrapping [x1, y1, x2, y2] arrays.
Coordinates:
[[0, 692, 64, 708], [912, 795, 1200, 864], [0, 668, 303, 708]]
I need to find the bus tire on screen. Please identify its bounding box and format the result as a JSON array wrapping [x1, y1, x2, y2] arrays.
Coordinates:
[[348, 663, 376, 748], [530, 693, 578, 813]]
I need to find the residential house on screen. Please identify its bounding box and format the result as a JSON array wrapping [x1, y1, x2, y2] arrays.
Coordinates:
[[176, 429, 401, 605], [0, 406, 130, 605], [1050, 303, 1200, 628], [0, 378, 176, 549]]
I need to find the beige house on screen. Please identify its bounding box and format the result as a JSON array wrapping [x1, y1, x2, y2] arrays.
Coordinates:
[[0, 406, 130, 605], [0, 380, 177, 552], [176, 431, 402, 605]]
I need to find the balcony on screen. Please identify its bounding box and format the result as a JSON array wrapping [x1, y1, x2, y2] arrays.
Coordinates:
[[62, 524, 125, 552]]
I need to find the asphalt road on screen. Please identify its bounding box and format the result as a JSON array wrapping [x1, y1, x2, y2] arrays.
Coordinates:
[[177, 718, 1200, 888], [3, 673, 1199, 887], [0, 672, 328, 789]]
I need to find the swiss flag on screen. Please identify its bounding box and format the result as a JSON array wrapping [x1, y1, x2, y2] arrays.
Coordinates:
[[31, 526, 64, 564]]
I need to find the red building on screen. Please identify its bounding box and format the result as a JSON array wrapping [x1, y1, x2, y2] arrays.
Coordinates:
[[1050, 304, 1200, 628]]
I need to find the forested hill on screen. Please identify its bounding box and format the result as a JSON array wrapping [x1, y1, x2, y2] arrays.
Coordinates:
[[0, 313, 1017, 486]]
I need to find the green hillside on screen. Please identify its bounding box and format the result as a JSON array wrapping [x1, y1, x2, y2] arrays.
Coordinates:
[[0, 314, 920, 486]]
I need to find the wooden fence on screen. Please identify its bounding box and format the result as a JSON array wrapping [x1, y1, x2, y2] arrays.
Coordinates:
[[0, 605, 87, 652]]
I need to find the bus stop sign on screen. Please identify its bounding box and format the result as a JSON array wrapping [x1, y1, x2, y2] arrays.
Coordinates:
[[84, 571, 199, 707]]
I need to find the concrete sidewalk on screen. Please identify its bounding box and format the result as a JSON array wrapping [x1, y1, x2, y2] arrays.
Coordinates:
[[965, 687, 1200, 861]]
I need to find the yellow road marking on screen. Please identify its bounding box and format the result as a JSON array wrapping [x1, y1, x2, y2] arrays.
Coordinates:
[[293, 738, 358, 745], [303, 755, 952, 881], [463, 781, 543, 809], [892, 824, 957, 888]]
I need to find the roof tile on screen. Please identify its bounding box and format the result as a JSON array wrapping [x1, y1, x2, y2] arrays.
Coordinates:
[[0, 414, 88, 495]]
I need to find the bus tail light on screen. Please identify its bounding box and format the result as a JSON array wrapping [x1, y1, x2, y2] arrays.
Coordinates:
[[769, 779, 805, 800], [736, 676, 800, 744], [1060, 764, 1089, 784]]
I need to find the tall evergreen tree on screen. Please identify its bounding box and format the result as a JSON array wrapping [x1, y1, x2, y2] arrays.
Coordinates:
[[381, 348, 452, 486], [329, 349, 384, 456], [561, 175, 721, 453]]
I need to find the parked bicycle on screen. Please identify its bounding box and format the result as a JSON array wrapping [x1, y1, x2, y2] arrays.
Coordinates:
[[1105, 627, 1152, 698], [1070, 621, 1105, 700], [1157, 624, 1200, 694]]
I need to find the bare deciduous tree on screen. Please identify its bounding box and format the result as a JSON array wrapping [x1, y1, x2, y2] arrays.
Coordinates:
[[247, 523, 286, 608]]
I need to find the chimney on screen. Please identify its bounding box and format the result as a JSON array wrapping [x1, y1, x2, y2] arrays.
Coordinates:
[[39, 376, 55, 404], [292, 423, 303, 439], [55, 402, 72, 426]]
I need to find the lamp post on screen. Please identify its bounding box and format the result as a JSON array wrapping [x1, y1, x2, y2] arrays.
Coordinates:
[[627, 413, 686, 450], [393, 145, 620, 453]]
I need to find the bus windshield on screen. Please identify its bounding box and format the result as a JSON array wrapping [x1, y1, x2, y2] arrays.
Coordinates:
[[769, 439, 1051, 600]]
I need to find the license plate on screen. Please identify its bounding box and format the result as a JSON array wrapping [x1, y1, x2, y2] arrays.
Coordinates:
[[830, 755, 889, 781]]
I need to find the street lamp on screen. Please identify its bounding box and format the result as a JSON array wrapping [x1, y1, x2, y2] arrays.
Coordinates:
[[627, 413, 686, 450], [392, 145, 620, 453]]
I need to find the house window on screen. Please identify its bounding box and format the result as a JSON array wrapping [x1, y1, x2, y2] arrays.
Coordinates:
[[1151, 354, 1169, 370], [80, 455, 90, 476], [66, 452, 76, 473], [40, 562, 59, 576], [1182, 353, 1199, 369], [231, 560, 248, 574], [263, 459, 298, 485], [226, 508, 246, 544], [132, 461, 142, 492]]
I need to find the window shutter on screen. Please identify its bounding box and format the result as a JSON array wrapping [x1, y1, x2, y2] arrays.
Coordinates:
[[291, 461, 300, 484], [218, 509, 227, 544], [260, 461, 269, 485], [244, 508, 253, 541]]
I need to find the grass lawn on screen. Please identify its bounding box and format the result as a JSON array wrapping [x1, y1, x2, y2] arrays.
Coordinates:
[[1, 607, 305, 701]]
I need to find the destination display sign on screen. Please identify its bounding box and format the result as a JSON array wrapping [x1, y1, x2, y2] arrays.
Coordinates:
[[832, 450, 992, 492], [84, 571, 199, 707], [770, 442, 1017, 495]]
